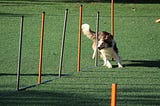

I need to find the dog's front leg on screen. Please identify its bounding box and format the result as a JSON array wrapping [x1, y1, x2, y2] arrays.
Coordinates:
[[92, 43, 97, 59], [92, 49, 97, 59], [101, 52, 112, 68], [104, 59, 112, 68]]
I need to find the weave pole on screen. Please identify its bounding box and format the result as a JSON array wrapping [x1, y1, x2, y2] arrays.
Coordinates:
[[111, 0, 114, 36], [77, 5, 83, 72], [111, 83, 117, 106], [111, 0, 115, 61], [38, 12, 45, 84], [16, 16, 24, 91], [95, 11, 100, 67], [59, 9, 68, 78]]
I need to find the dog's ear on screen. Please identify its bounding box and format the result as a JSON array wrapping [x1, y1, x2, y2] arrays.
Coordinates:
[[104, 33, 113, 40], [103, 35, 109, 41], [102, 31, 110, 35], [99, 31, 111, 40], [98, 32, 103, 40], [104, 35, 113, 47], [98, 31, 113, 41], [103, 33, 113, 45], [109, 33, 114, 39]]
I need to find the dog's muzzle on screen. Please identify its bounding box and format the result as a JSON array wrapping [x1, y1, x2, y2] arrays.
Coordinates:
[[98, 42, 109, 50]]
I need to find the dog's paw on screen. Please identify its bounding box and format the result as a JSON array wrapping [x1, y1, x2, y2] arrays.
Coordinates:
[[107, 66, 112, 68], [103, 61, 113, 68], [118, 63, 123, 68], [155, 19, 160, 23], [103, 64, 112, 68]]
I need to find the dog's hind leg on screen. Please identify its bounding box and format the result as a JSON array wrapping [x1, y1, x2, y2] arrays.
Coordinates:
[[113, 52, 123, 68], [116, 57, 123, 68], [117, 59, 123, 68]]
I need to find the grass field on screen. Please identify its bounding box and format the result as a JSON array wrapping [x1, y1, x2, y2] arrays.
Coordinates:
[[0, 0, 160, 106]]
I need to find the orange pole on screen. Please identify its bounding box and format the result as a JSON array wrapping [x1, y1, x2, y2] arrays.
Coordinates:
[[77, 5, 82, 72], [38, 12, 45, 84], [111, 83, 117, 106], [111, 0, 114, 61], [111, 0, 114, 37]]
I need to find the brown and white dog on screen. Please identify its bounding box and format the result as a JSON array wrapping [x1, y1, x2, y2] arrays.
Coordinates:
[[81, 23, 123, 68]]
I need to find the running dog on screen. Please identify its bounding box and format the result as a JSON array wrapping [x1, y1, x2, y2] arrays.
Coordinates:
[[81, 23, 123, 68]]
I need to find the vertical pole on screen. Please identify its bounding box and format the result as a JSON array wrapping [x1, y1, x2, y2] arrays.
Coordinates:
[[95, 11, 99, 67], [77, 5, 83, 72], [111, 0, 114, 37], [59, 9, 68, 78], [38, 12, 45, 84], [111, 0, 114, 61], [16, 16, 24, 91], [111, 83, 117, 106]]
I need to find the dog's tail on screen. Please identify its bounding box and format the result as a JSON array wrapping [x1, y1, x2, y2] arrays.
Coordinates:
[[81, 24, 96, 40]]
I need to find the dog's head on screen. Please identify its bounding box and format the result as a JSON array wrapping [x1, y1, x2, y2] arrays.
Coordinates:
[[98, 31, 113, 50]]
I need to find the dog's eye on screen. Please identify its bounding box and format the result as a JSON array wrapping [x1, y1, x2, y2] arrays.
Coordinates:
[[104, 39, 110, 43], [103, 39, 112, 47]]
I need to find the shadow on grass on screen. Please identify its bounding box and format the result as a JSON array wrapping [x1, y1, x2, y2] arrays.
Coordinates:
[[118, 87, 160, 106], [0, 90, 108, 106], [0, 13, 37, 17], [124, 60, 160, 68], [81, 59, 160, 70], [0, 87, 160, 106], [0, 73, 72, 77]]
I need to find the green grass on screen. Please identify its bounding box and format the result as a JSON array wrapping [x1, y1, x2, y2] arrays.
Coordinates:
[[0, 1, 160, 106]]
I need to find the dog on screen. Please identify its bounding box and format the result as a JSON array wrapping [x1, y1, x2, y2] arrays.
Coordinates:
[[81, 23, 123, 68]]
